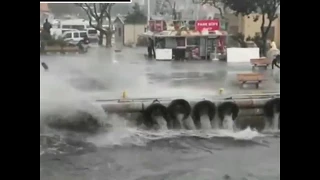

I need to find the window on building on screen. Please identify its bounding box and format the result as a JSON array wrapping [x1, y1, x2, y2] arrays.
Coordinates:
[[118, 27, 122, 36]]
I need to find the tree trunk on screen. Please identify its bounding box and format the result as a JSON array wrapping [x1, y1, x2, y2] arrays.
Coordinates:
[[261, 36, 267, 57], [97, 22, 104, 46], [105, 32, 112, 48], [98, 33, 103, 46], [106, 16, 113, 48]]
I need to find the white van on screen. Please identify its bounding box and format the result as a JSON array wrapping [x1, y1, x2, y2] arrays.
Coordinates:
[[59, 19, 88, 30], [51, 28, 78, 39], [86, 28, 99, 43], [61, 30, 88, 45]]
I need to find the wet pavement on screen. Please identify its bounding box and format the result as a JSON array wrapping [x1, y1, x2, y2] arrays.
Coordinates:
[[40, 47, 280, 100]]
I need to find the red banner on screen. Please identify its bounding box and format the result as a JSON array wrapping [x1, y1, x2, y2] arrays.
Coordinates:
[[195, 20, 220, 32]]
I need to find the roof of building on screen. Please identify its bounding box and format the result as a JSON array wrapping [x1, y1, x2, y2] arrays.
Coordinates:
[[141, 29, 228, 38], [114, 16, 125, 24]]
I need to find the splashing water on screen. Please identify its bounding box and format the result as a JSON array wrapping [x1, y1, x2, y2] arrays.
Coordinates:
[[40, 66, 108, 133], [263, 113, 280, 133], [87, 126, 264, 148], [218, 127, 263, 140], [176, 114, 185, 129], [41, 113, 266, 156], [222, 115, 234, 130], [184, 116, 196, 130], [211, 121, 220, 129], [272, 113, 280, 131], [154, 116, 168, 130], [200, 115, 212, 129], [210, 113, 221, 129]]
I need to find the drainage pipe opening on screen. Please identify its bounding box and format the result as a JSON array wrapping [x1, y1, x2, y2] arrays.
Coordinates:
[[263, 98, 280, 129], [143, 102, 168, 130], [167, 99, 192, 129], [192, 100, 216, 129], [218, 102, 240, 121]]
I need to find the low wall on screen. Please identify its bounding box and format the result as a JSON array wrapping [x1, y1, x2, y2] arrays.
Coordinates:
[[227, 48, 260, 63]]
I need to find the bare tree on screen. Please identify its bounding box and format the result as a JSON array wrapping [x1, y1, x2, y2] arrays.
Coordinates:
[[192, 0, 226, 19], [222, 0, 280, 55], [75, 3, 114, 47], [155, 0, 178, 20]]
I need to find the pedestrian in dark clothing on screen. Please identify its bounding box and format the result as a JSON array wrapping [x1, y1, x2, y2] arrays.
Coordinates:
[[272, 54, 280, 69], [43, 19, 52, 35], [147, 38, 156, 58]]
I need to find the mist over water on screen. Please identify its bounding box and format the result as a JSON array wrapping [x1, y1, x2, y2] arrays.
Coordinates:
[[40, 63, 109, 135]]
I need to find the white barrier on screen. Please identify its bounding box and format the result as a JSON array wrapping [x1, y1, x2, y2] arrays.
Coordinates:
[[155, 49, 172, 61], [227, 48, 260, 63]]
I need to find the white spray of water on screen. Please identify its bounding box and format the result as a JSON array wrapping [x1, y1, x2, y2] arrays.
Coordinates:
[[218, 127, 263, 140], [271, 113, 280, 131], [176, 114, 185, 129], [184, 116, 196, 130], [200, 115, 212, 129], [154, 116, 168, 130], [40, 66, 108, 130], [211, 113, 220, 129], [263, 109, 280, 133], [222, 115, 234, 130], [88, 126, 264, 148]]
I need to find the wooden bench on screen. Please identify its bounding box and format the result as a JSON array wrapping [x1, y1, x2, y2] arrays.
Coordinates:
[[250, 58, 272, 69], [237, 73, 264, 89]]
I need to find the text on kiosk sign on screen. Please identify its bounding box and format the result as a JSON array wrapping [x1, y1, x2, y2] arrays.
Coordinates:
[[195, 20, 220, 31]]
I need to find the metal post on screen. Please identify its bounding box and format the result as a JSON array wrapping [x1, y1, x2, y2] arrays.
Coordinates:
[[147, 0, 150, 22]]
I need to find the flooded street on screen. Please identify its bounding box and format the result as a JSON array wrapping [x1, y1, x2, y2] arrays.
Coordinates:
[[40, 47, 280, 100], [40, 47, 280, 180]]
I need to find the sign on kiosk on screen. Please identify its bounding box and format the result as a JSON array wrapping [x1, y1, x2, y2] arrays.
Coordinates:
[[195, 20, 220, 31]]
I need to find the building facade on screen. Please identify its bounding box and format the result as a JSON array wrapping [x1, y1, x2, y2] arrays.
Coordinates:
[[226, 13, 280, 47], [114, 17, 147, 47]]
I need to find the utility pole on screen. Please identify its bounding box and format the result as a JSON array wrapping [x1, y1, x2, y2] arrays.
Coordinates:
[[147, 0, 150, 21]]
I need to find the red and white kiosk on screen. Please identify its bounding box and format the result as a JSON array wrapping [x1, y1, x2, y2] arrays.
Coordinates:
[[142, 19, 228, 61]]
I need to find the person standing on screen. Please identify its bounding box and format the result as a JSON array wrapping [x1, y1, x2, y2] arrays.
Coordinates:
[[43, 19, 52, 36], [147, 37, 156, 58]]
